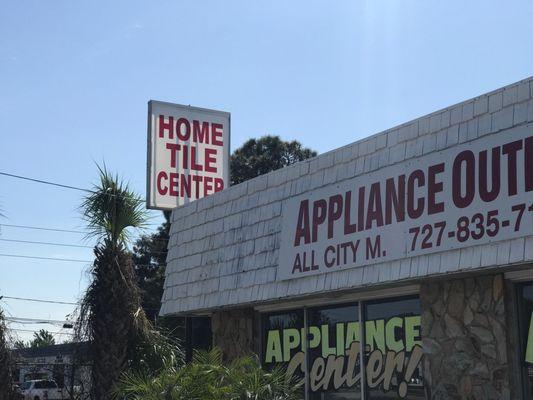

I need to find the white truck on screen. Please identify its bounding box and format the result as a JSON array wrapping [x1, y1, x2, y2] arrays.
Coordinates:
[[19, 379, 65, 400]]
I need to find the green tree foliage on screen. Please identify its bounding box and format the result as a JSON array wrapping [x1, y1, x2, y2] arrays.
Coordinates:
[[29, 329, 56, 348], [77, 167, 181, 399], [10, 330, 55, 350], [115, 348, 301, 400], [0, 309, 15, 400], [13, 340, 26, 350], [230, 135, 317, 185], [132, 211, 170, 322]]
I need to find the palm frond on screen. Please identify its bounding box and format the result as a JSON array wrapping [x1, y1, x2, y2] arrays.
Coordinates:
[[81, 164, 148, 246]]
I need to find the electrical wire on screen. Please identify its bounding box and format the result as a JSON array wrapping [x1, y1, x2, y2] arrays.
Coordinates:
[[1, 296, 78, 306], [0, 253, 166, 266], [0, 223, 86, 234], [0, 170, 146, 202], [9, 328, 74, 336], [1, 295, 160, 312], [0, 238, 93, 248], [6, 317, 70, 324], [0, 172, 90, 193], [0, 254, 91, 263], [0, 224, 169, 245]]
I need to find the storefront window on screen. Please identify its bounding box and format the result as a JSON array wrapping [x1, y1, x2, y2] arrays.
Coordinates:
[[364, 297, 424, 399], [261, 296, 425, 400], [308, 304, 361, 399], [185, 316, 212, 362], [520, 284, 533, 398], [262, 310, 305, 384]]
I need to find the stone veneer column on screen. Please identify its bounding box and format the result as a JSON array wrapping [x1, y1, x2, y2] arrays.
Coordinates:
[[211, 308, 256, 362], [420, 274, 513, 400]]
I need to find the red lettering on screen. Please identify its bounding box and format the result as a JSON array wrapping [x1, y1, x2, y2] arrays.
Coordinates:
[[180, 174, 191, 198], [190, 146, 203, 171], [365, 182, 384, 229], [182, 145, 189, 169], [312, 200, 327, 242], [502, 140, 522, 196], [327, 195, 343, 239], [294, 200, 311, 246], [192, 175, 202, 198], [428, 163, 445, 214], [158, 115, 173, 139], [193, 120, 210, 143], [385, 175, 405, 224], [176, 118, 191, 141], [166, 143, 181, 168], [452, 151, 475, 208], [526, 136, 533, 192], [214, 178, 224, 192], [169, 173, 179, 196], [203, 176, 213, 196], [407, 170, 425, 218], [357, 187, 365, 232], [212, 123, 224, 146], [479, 147, 501, 202], [157, 171, 168, 195], [344, 191, 357, 235], [205, 148, 218, 173]]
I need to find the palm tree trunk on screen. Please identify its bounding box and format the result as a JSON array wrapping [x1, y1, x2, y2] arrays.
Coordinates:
[[85, 242, 143, 399]]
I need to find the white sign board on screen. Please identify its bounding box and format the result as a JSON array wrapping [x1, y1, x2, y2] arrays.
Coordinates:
[[147, 101, 230, 210], [278, 125, 533, 280]]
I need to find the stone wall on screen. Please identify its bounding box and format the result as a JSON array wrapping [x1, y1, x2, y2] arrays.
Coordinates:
[[421, 274, 512, 400], [211, 308, 255, 361]]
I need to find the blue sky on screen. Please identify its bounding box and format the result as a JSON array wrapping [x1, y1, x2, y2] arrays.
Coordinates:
[[1, 0, 533, 343]]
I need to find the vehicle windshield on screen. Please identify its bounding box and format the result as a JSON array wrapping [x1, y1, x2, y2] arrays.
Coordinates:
[[22, 382, 32, 390]]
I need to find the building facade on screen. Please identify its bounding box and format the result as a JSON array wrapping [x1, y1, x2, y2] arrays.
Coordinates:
[[13, 342, 90, 394], [161, 77, 533, 399]]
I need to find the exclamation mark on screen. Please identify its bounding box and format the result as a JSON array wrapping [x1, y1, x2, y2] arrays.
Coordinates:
[[398, 345, 423, 398]]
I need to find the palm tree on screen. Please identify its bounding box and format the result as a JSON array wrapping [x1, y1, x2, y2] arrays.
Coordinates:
[[116, 348, 302, 400], [76, 166, 150, 399]]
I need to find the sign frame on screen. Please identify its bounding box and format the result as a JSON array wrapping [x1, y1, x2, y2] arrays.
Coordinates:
[[146, 100, 231, 211]]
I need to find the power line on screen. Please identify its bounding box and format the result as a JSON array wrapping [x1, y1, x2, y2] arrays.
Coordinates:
[[1, 296, 78, 306], [6, 317, 70, 324], [9, 328, 74, 336], [0, 224, 167, 244], [0, 238, 92, 249], [1, 296, 158, 313], [0, 253, 166, 266], [0, 170, 146, 203], [0, 254, 91, 263], [0, 223, 86, 234], [0, 171, 90, 193]]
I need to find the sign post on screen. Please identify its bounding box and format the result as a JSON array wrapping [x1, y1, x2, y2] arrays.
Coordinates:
[[146, 101, 230, 210]]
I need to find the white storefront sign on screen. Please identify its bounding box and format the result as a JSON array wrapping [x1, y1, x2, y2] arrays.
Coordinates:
[[147, 101, 230, 210], [278, 125, 533, 280]]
